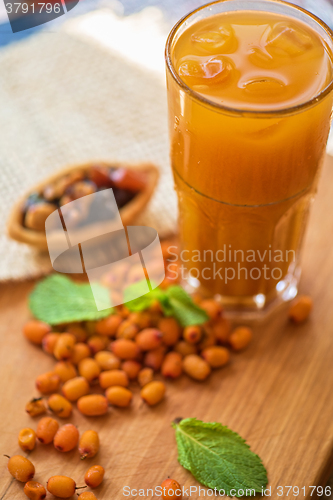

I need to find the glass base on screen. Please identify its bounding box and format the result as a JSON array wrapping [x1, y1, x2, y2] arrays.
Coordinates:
[[183, 265, 301, 322]]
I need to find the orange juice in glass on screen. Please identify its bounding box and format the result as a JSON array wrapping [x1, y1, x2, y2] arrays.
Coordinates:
[[165, 0, 333, 314]]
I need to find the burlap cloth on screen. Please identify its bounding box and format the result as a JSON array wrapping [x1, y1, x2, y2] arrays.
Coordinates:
[[0, 7, 177, 281]]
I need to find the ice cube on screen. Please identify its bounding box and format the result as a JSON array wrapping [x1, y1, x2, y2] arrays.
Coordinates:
[[266, 22, 313, 57], [191, 24, 237, 53], [178, 56, 233, 86], [242, 77, 285, 97], [248, 46, 276, 69]]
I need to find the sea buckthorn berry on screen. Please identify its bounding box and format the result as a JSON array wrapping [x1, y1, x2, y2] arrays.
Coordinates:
[[199, 328, 216, 350], [128, 311, 152, 329], [18, 428, 36, 451], [201, 346, 230, 368], [47, 476, 77, 498], [110, 290, 123, 308], [85, 321, 96, 335], [87, 335, 108, 354], [78, 358, 101, 384], [77, 395, 108, 416], [122, 360, 141, 380], [161, 352, 183, 379], [288, 295, 313, 324], [54, 423, 79, 452], [62, 376, 90, 401], [6, 455, 35, 482], [229, 327, 253, 351], [95, 351, 121, 371], [25, 398, 47, 417], [36, 417, 59, 444], [183, 354, 211, 381], [149, 312, 164, 327], [158, 317, 181, 346], [99, 369, 129, 389], [110, 339, 141, 360], [161, 478, 182, 499], [79, 430, 100, 459], [84, 465, 105, 488], [144, 345, 166, 371], [54, 333, 76, 360], [48, 394, 73, 418], [116, 319, 139, 340], [200, 299, 223, 321], [174, 341, 197, 357], [78, 493, 98, 500], [23, 320, 51, 345], [24, 480, 47, 500], [117, 305, 130, 318], [66, 323, 88, 342], [54, 361, 77, 383], [183, 325, 202, 344], [35, 371, 60, 394], [105, 386, 133, 407], [148, 299, 163, 314], [212, 317, 231, 343], [42, 332, 61, 355], [138, 367, 154, 387], [95, 314, 122, 336], [140, 381, 166, 406], [136, 328, 162, 351], [71, 343, 91, 365]]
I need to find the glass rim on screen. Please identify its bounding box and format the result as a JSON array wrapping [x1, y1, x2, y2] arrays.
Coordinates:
[[165, 0, 333, 117]]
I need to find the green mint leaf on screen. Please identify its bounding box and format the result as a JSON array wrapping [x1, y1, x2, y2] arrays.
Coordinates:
[[165, 286, 209, 326], [124, 283, 209, 326], [29, 274, 114, 325], [124, 280, 165, 311], [173, 418, 268, 498], [158, 294, 175, 317]]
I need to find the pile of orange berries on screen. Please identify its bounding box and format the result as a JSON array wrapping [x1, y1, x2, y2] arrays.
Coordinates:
[[22, 278, 313, 416], [17, 266, 255, 499], [8, 257, 312, 499], [23, 295, 253, 416], [22, 241, 256, 413], [5, 236, 313, 499]]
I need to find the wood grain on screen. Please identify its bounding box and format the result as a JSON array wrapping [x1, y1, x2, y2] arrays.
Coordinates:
[[1, 156, 333, 500]]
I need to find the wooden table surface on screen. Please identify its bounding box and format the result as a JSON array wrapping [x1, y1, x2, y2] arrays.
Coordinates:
[[1, 156, 333, 500]]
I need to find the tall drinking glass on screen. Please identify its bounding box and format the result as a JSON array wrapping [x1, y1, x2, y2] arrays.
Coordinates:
[[165, 0, 333, 315]]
